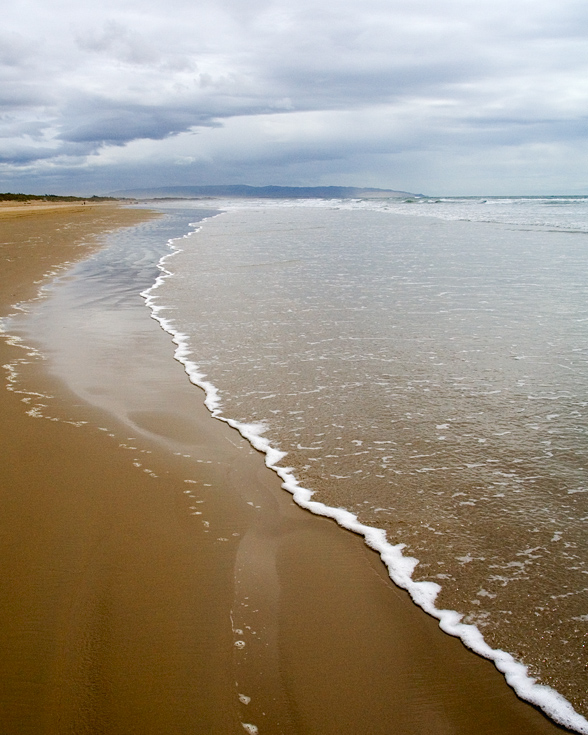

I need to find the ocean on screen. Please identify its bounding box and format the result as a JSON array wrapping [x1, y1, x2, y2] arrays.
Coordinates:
[[8, 196, 588, 732]]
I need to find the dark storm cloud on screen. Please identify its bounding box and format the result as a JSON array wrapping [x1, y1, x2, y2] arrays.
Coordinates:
[[57, 99, 221, 145]]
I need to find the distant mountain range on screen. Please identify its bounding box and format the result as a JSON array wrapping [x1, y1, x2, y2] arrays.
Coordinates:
[[110, 185, 421, 199]]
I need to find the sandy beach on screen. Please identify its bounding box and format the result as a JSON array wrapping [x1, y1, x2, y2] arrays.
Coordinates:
[[0, 203, 574, 734]]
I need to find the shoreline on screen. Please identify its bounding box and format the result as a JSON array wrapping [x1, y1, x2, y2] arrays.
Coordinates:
[[0, 204, 576, 733], [147, 207, 588, 733]]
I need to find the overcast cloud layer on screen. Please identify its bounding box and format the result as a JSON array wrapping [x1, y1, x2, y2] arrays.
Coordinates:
[[1, 0, 587, 194]]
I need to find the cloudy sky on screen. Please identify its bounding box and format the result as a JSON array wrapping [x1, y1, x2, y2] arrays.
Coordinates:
[[2, 0, 587, 195]]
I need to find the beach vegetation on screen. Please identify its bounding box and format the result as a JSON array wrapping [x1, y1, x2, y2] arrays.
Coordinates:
[[0, 193, 118, 202]]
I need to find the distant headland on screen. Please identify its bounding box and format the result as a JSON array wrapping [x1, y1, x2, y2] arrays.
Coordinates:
[[109, 185, 422, 199]]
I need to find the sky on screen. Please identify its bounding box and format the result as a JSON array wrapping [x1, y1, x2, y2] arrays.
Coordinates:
[[1, 0, 588, 196]]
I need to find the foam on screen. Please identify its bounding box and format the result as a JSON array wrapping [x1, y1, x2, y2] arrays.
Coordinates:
[[142, 211, 588, 735], [204, 193, 588, 233]]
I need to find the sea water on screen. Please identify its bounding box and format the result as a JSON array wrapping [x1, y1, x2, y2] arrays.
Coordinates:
[[143, 196, 588, 731]]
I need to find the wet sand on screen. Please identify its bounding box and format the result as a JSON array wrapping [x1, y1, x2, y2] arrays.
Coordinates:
[[0, 203, 574, 734]]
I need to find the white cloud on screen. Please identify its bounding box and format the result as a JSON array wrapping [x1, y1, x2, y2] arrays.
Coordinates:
[[1, 0, 587, 193]]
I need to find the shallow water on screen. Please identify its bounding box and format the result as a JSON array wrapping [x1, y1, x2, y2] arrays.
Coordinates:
[[150, 203, 588, 723], [7, 209, 218, 423]]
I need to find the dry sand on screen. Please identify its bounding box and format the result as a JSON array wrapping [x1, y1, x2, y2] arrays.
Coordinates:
[[0, 203, 573, 734]]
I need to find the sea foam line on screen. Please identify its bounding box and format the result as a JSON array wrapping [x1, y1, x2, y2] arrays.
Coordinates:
[[141, 212, 588, 735]]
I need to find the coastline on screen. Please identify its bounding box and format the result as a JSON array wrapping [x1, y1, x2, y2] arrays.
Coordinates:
[[0, 204, 576, 733], [147, 205, 588, 732]]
